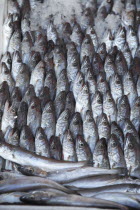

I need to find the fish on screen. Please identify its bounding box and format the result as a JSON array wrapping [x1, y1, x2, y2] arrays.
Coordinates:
[[130, 97, 140, 132], [20, 125, 34, 152], [91, 91, 103, 121], [30, 61, 45, 97], [76, 135, 92, 163], [20, 191, 127, 209], [81, 56, 92, 75], [22, 84, 36, 106], [92, 53, 104, 76], [1, 52, 12, 71], [8, 29, 21, 54], [97, 72, 109, 95], [80, 8, 93, 32], [11, 51, 22, 81], [123, 119, 139, 144], [3, 14, 13, 53], [0, 141, 88, 171], [27, 51, 41, 73], [73, 72, 84, 100], [113, 26, 126, 50], [85, 69, 97, 101], [35, 127, 50, 157], [1, 100, 17, 134], [93, 138, 110, 169], [41, 101, 55, 140], [65, 91, 75, 118], [22, 32, 34, 64], [27, 97, 41, 136], [69, 112, 83, 140], [80, 35, 94, 63], [93, 192, 140, 209], [54, 91, 66, 119], [47, 23, 59, 44], [126, 26, 138, 58], [124, 133, 140, 176], [44, 70, 56, 101], [104, 55, 116, 81], [38, 86, 50, 111], [11, 87, 22, 111], [18, 165, 48, 178], [109, 73, 123, 103], [21, 17, 30, 35], [103, 90, 117, 123], [0, 82, 10, 112], [111, 121, 124, 149], [97, 113, 110, 141], [55, 109, 70, 143], [49, 136, 62, 161], [62, 130, 76, 162], [86, 26, 99, 51], [56, 69, 69, 96], [16, 101, 28, 131], [115, 51, 127, 77], [83, 110, 98, 153], [122, 42, 132, 69], [97, 42, 107, 62], [108, 134, 126, 169]]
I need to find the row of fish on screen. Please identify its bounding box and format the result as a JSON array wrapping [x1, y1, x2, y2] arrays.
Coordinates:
[[0, 0, 140, 209]]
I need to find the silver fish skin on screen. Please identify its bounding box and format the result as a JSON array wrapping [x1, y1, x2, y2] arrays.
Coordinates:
[[47, 23, 59, 44], [0, 81, 10, 112], [75, 83, 90, 117], [78, 184, 140, 197], [103, 90, 117, 123], [123, 71, 138, 107], [27, 97, 41, 136], [21, 17, 30, 35], [97, 72, 109, 95], [98, 0, 113, 14], [22, 32, 34, 65], [56, 109, 70, 143], [108, 134, 126, 169], [102, 29, 114, 53], [80, 8, 93, 32], [113, 26, 126, 51], [122, 42, 132, 69], [28, 51, 41, 73], [72, 72, 84, 100], [91, 91, 103, 122], [8, 0, 20, 15], [16, 101, 28, 130], [70, 23, 84, 52], [44, 70, 56, 101], [115, 51, 127, 77], [39, 86, 50, 111], [112, 0, 125, 15], [97, 113, 110, 141], [109, 73, 123, 103], [3, 14, 13, 53], [69, 112, 83, 140], [126, 26, 138, 58], [61, 22, 72, 43], [56, 69, 69, 96], [0, 63, 15, 94], [30, 61, 45, 97], [54, 91, 66, 120], [93, 138, 110, 169], [62, 130, 77, 162], [11, 51, 22, 81], [111, 121, 124, 150], [65, 91, 75, 118], [22, 84, 36, 106], [1, 52, 12, 71], [0, 192, 24, 204], [4, 126, 19, 147], [11, 87, 22, 111], [123, 119, 139, 144], [0, 142, 88, 171], [85, 69, 97, 101], [20, 125, 35, 152], [117, 95, 130, 127], [44, 52, 54, 71], [66, 42, 80, 85], [83, 110, 98, 153], [108, 46, 118, 61], [122, 10, 135, 29], [20, 191, 127, 210], [49, 136, 62, 161], [41, 101, 56, 141], [137, 76, 140, 97], [35, 127, 50, 158], [124, 133, 140, 176], [93, 192, 140, 209], [1, 100, 17, 134], [8, 29, 21, 54], [86, 26, 99, 51], [76, 135, 92, 163], [34, 33, 47, 58], [80, 35, 94, 63], [97, 42, 107, 62], [130, 97, 140, 132], [104, 55, 116, 81], [81, 56, 92, 76], [53, 46, 66, 78], [15, 64, 30, 97], [92, 53, 104, 76]]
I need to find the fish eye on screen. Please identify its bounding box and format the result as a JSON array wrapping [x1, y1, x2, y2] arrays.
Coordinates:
[[116, 80, 121, 84], [108, 98, 112, 102], [97, 99, 102, 104], [80, 142, 84, 147], [52, 145, 56, 150], [112, 142, 117, 147], [100, 78, 104, 83], [128, 143, 133, 149], [28, 168, 34, 173], [103, 121, 108, 126]]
